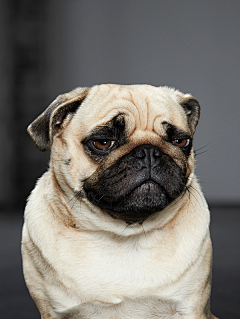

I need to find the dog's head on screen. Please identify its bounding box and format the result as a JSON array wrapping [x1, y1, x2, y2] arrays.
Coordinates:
[[28, 84, 200, 225]]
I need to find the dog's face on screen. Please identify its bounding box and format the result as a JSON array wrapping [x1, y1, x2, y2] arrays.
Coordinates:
[[28, 84, 200, 225]]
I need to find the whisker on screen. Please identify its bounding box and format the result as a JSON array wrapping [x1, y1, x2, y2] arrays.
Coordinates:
[[121, 224, 130, 235], [195, 149, 209, 156], [194, 143, 211, 152], [186, 185, 204, 206], [115, 224, 130, 241], [68, 191, 82, 204], [188, 183, 203, 200], [184, 186, 192, 212], [170, 185, 188, 208], [178, 185, 192, 213], [125, 222, 135, 230], [70, 197, 81, 210], [68, 191, 83, 210], [140, 223, 147, 241], [98, 194, 107, 201], [91, 192, 99, 203]]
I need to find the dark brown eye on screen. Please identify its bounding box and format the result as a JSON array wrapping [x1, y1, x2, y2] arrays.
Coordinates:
[[172, 138, 190, 148], [93, 140, 115, 150]]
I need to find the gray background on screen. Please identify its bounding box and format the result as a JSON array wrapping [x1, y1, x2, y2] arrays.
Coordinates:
[[48, 0, 240, 204], [1, 0, 240, 208], [0, 1, 240, 318]]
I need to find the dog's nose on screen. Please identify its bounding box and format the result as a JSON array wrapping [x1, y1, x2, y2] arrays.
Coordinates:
[[133, 144, 162, 168]]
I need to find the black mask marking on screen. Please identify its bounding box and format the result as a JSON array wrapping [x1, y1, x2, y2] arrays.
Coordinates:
[[83, 144, 187, 224]]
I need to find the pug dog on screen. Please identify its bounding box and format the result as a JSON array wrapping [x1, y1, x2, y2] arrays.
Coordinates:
[[22, 84, 217, 319]]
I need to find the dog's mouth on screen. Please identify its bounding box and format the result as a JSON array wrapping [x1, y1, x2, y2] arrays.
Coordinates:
[[127, 181, 167, 208], [83, 144, 187, 224], [86, 180, 170, 224]]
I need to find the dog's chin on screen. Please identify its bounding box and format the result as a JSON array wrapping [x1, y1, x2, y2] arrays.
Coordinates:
[[87, 181, 172, 224]]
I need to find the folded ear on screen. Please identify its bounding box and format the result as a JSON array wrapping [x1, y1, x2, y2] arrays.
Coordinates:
[[27, 87, 89, 151], [179, 94, 200, 134]]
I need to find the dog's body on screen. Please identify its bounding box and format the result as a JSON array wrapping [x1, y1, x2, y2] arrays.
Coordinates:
[[22, 84, 217, 318]]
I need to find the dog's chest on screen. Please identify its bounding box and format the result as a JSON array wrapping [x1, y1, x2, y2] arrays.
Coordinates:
[[44, 230, 190, 318], [53, 229, 183, 304]]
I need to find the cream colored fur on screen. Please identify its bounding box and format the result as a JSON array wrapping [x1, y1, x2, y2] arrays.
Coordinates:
[[22, 84, 217, 319]]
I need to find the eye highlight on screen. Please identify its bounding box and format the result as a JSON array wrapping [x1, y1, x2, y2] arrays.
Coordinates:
[[172, 138, 190, 148], [92, 140, 115, 150]]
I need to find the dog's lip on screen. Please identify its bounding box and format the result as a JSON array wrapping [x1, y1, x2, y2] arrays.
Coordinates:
[[86, 180, 164, 203], [130, 180, 163, 194], [104, 180, 163, 200]]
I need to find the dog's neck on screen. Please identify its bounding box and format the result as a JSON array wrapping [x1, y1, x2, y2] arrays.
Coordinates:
[[46, 169, 208, 240]]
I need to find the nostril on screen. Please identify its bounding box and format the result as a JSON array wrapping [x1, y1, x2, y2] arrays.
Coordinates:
[[135, 149, 146, 159], [133, 160, 144, 170], [153, 148, 161, 157]]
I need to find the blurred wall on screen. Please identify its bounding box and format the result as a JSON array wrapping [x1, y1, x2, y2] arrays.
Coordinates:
[[47, 0, 240, 204], [0, 1, 13, 207], [0, 0, 51, 210], [0, 0, 239, 210]]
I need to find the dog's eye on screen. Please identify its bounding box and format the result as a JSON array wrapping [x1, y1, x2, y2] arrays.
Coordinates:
[[172, 138, 190, 148], [93, 140, 115, 150]]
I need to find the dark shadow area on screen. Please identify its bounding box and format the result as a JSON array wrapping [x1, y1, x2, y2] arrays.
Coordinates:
[[210, 206, 240, 319], [0, 206, 239, 318], [0, 213, 40, 319]]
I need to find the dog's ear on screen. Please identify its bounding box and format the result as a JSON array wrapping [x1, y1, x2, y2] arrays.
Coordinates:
[[178, 94, 200, 134], [27, 87, 89, 151]]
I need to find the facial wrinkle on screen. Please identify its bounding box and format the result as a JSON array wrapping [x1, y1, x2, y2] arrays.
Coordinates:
[[145, 96, 151, 131], [129, 90, 149, 131], [153, 114, 167, 136], [129, 90, 143, 129]]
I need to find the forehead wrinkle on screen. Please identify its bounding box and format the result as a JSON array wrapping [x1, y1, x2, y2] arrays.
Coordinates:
[[153, 114, 169, 135], [151, 95, 190, 134], [86, 85, 157, 132], [143, 97, 170, 134], [129, 89, 149, 130], [96, 88, 139, 120], [90, 97, 144, 136], [96, 93, 164, 136], [144, 95, 150, 131], [130, 89, 176, 133], [79, 85, 187, 138], [121, 89, 143, 130]]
